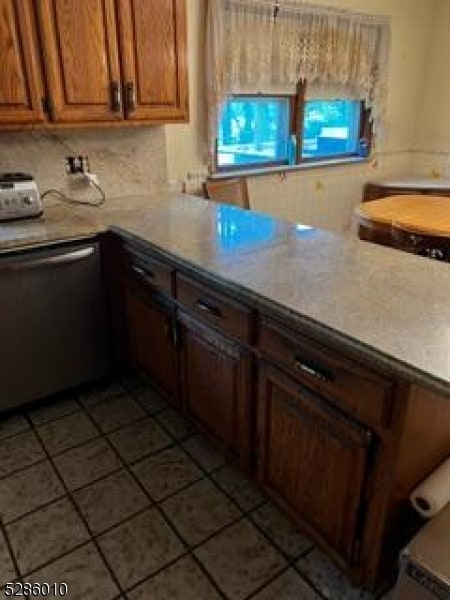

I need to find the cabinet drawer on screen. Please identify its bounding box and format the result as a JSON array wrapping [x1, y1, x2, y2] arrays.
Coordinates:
[[124, 245, 174, 297], [177, 274, 253, 343], [259, 319, 394, 428]]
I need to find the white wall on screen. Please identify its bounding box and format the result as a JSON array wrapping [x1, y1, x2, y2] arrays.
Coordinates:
[[412, 0, 450, 177], [165, 0, 437, 233]]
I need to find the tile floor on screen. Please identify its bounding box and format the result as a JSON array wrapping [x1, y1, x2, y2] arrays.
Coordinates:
[[0, 375, 393, 600]]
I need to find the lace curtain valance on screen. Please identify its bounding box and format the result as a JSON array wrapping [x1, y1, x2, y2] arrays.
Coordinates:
[[206, 0, 391, 162]]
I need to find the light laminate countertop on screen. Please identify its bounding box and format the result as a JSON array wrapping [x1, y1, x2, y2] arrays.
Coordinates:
[[1, 190, 449, 397]]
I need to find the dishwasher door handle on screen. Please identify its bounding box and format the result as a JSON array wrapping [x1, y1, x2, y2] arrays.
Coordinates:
[[0, 247, 95, 272]]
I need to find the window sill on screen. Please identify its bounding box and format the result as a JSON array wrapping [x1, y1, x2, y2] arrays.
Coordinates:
[[210, 156, 371, 180]]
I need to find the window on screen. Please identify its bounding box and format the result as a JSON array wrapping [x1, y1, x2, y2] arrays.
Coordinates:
[[215, 92, 371, 172], [302, 100, 363, 160], [217, 97, 291, 169]]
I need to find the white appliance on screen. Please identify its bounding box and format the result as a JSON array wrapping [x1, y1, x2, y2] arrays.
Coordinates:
[[0, 172, 43, 222]]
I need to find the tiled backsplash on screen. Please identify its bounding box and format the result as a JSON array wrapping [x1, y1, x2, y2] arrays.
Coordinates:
[[248, 150, 413, 234], [410, 150, 450, 179], [0, 128, 167, 200]]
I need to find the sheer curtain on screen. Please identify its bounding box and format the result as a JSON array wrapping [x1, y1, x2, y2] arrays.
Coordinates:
[[206, 0, 390, 163]]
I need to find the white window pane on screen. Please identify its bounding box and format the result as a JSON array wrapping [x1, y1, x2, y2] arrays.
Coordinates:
[[302, 100, 361, 159], [218, 97, 290, 168]]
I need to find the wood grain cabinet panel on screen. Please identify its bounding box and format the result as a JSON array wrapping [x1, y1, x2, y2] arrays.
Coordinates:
[[125, 276, 178, 403], [0, 0, 45, 124], [257, 363, 373, 565], [180, 311, 253, 469], [117, 0, 188, 122], [37, 0, 123, 122], [177, 274, 254, 344], [259, 319, 394, 431]]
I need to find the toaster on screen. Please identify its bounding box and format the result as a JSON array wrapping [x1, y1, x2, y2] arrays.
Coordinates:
[[0, 173, 43, 222]]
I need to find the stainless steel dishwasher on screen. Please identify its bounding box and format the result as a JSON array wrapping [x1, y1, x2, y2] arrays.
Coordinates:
[[0, 240, 113, 411]]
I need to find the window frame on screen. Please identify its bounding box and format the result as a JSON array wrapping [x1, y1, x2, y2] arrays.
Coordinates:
[[214, 82, 372, 173], [215, 93, 297, 173]]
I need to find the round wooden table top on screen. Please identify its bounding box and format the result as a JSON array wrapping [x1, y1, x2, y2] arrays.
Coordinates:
[[355, 195, 450, 237]]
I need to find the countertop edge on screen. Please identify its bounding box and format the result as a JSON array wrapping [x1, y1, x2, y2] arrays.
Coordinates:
[[113, 226, 450, 400]]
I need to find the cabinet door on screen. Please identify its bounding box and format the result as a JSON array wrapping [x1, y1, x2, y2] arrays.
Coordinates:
[[0, 0, 45, 124], [180, 312, 253, 468], [37, 0, 123, 122], [257, 364, 373, 564], [125, 277, 178, 402], [117, 0, 188, 122]]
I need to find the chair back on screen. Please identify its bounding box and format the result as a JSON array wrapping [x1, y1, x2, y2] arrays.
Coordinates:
[[204, 177, 250, 209]]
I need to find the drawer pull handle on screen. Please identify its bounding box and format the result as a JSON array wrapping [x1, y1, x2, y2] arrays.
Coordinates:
[[292, 357, 334, 383], [132, 264, 155, 283], [194, 299, 223, 318], [125, 82, 136, 113], [110, 81, 122, 112]]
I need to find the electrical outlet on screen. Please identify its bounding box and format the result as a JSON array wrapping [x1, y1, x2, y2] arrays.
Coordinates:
[[65, 156, 90, 175]]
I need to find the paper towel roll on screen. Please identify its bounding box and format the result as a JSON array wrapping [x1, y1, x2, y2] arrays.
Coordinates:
[[410, 457, 450, 518]]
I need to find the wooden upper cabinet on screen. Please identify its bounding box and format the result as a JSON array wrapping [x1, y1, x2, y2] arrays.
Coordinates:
[[37, 0, 123, 122], [0, 0, 45, 124], [0, 0, 188, 126], [117, 0, 188, 122]]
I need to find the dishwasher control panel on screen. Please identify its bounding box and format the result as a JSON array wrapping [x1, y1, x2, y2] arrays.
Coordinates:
[[0, 173, 43, 222]]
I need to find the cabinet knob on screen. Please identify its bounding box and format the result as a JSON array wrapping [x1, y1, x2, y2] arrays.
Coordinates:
[[110, 81, 122, 112], [125, 82, 136, 113]]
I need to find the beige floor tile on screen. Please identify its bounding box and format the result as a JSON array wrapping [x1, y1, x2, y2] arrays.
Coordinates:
[[132, 446, 202, 501], [0, 461, 64, 523], [7, 498, 89, 575], [195, 519, 286, 600], [53, 438, 121, 491], [36, 412, 98, 455], [73, 470, 149, 535], [98, 508, 184, 589], [161, 479, 240, 546], [212, 464, 266, 511], [86, 396, 145, 433], [28, 397, 80, 426], [133, 388, 169, 415], [296, 549, 373, 600], [181, 435, 226, 473], [155, 409, 195, 440], [251, 502, 313, 559], [108, 418, 171, 464], [0, 415, 30, 441], [251, 569, 319, 599], [0, 531, 16, 587], [30, 543, 119, 600], [79, 382, 127, 408], [0, 430, 45, 478], [128, 556, 222, 600]]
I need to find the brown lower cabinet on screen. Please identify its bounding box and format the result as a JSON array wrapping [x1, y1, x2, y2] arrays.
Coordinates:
[[110, 237, 450, 594], [179, 310, 253, 470], [124, 275, 178, 402], [256, 363, 373, 565]]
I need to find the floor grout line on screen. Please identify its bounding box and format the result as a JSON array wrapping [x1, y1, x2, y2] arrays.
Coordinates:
[[0, 517, 23, 585], [80, 398, 232, 600], [97, 383, 326, 599], [0, 377, 374, 600], [22, 414, 126, 598]]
